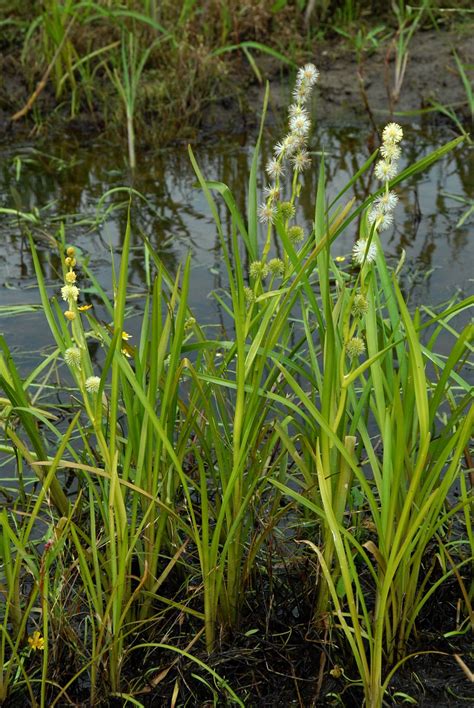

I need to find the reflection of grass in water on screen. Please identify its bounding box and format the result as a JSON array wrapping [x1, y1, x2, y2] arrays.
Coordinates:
[[0, 65, 472, 707]]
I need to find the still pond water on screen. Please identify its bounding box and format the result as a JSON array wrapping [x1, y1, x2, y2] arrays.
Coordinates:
[[0, 120, 472, 376]]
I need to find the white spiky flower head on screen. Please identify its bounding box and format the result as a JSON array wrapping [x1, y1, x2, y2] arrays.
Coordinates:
[[64, 347, 81, 369], [382, 122, 403, 144], [297, 63, 319, 88], [292, 82, 311, 104], [288, 103, 308, 119], [380, 142, 401, 161], [85, 376, 101, 394], [274, 140, 286, 157], [263, 184, 280, 201], [291, 150, 311, 173], [289, 113, 311, 136], [374, 191, 399, 213], [285, 132, 304, 155], [266, 158, 284, 179], [258, 202, 277, 224], [368, 207, 394, 231], [61, 284, 80, 302], [353, 239, 377, 266], [374, 160, 398, 182]]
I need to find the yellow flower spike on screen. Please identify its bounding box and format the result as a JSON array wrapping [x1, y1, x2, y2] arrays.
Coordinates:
[[66, 247, 75, 257], [28, 631, 45, 651]]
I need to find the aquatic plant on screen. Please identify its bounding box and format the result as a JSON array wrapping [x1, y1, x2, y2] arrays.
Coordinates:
[[0, 59, 472, 708], [191, 65, 472, 706]]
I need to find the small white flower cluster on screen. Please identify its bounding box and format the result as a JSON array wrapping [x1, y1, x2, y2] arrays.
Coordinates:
[[85, 375, 101, 394], [374, 122, 403, 182], [61, 284, 80, 303], [259, 63, 319, 226], [368, 122, 403, 233], [352, 239, 377, 266], [353, 122, 403, 267], [64, 346, 81, 369]]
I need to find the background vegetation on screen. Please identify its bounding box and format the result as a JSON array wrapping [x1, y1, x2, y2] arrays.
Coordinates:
[[1, 0, 473, 144]]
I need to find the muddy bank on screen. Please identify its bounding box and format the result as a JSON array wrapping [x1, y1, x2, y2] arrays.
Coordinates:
[[1, 28, 472, 145], [202, 28, 473, 137]]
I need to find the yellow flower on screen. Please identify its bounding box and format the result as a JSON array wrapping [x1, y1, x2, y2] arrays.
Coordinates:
[[121, 331, 132, 340], [64, 310, 76, 321], [65, 270, 77, 283], [28, 631, 45, 651], [335, 255, 346, 263], [78, 304, 93, 312]]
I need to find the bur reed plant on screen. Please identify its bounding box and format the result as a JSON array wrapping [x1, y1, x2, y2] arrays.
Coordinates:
[[1, 202, 295, 701], [254, 83, 472, 707], [0, 61, 472, 708], [190, 65, 472, 704], [0, 232, 239, 703]]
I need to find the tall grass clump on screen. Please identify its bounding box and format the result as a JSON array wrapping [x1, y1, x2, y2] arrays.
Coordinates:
[[189, 65, 472, 704], [255, 84, 472, 707], [0, 62, 472, 706]]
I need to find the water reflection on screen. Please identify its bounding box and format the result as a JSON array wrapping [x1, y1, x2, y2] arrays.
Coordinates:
[[0, 123, 472, 363]]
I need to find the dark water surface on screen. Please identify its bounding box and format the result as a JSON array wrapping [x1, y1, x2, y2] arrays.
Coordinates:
[[0, 122, 472, 373]]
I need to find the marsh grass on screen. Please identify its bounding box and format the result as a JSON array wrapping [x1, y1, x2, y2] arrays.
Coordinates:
[[8, 0, 299, 145], [0, 65, 472, 707], [7, 1, 473, 148]]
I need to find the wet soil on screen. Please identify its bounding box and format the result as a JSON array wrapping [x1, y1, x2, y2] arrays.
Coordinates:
[[1, 28, 473, 144], [203, 27, 473, 137]]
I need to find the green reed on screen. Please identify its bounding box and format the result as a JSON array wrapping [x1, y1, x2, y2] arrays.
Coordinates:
[[262, 92, 473, 705], [0, 60, 472, 706]]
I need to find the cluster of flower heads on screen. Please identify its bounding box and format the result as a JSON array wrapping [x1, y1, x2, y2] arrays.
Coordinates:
[[352, 122, 403, 267], [64, 344, 101, 395], [61, 246, 80, 321], [64, 351, 101, 396], [248, 64, 319, 293], [61, 246, 102, 396], [258, 63, 319, 228]]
